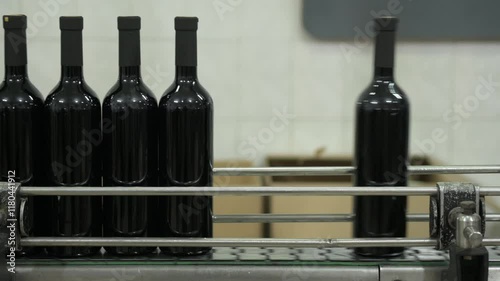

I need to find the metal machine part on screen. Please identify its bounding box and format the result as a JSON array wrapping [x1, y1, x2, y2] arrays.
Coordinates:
[[454, 201, 483, 249], [16, 185, 500, 197], [430, 182, 486, 250], [2, 166, 500, 281], [213, 165, 500, 176], [447, 201, 489, 281], [11, 247, 500, 281]]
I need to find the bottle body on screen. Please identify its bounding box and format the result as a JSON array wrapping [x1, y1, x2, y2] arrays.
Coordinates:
[[0, 69, 44, 185], [353, 17, 409, 257], [1, 15, 47, 256], [0, 67, 46, 255], [353, 78, 409, 257], [44, 68, 102, 257], [103, 68, 158, 255], [159, 70, 213, 256]]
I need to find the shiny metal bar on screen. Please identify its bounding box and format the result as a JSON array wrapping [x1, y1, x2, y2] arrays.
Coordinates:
[[19, 186, 438, 196], [487, 214, 500, 221], [213, 165, 500, 176], [213, 166, 355, 176], [408, 214, 430, 222], [16, 265, 379, 281], [21, 237, 438, 248], [482, 238, 500, 246], [409, 165, 500, 175], [213, 214, 355, 223], [213, 213, 500, 223], [477, 186, 500, 196], [21, 186, 500, 197], [213, 214, 428, 223]]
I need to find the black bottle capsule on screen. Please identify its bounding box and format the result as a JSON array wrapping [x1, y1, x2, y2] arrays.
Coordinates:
[[44, 17, 102, 257], [353, 17, 410, 257], [102, 16, 158, 256], [158, 17, 213, 256], [0, 15, 46, 256]]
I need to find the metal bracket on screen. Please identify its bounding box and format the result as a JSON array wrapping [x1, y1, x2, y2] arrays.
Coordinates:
[[429, 182, 486, 250], [446, 243, 489, 281]]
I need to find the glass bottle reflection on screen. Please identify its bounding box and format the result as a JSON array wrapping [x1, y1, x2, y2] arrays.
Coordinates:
[[44, 17, 102, 257], [353, 17, 410, 257], [0, 15, 46, 256], [103, 16, 158, 256], [158, 17, 213, 256]]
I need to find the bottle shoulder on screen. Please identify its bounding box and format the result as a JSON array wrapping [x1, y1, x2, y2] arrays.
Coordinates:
[[0, 79, 44, 108], [159, 80, 213, 108], [104, 80, 157, 108], [357, 80, 409, 109], [45, 80, 100, 110]]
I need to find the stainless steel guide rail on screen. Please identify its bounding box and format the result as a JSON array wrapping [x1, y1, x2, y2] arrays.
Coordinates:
[[17, 185, 500, 196], [22, 237, 438, 248], [213, 213, 500, 223], [3, 164, 500, 281], [19, 237, 500, 248], [213, 165, 500, 176], [14, 184, 500, 249]]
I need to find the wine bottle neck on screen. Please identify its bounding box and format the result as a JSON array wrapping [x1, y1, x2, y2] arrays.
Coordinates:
[[373, 30, 396, 79], [175, 66, 197, 81], [373, 67, 394, 78], [4, 28, 27, 67], [119, 29, 140, 67], [61, 29, 83, 67], [176, 30, 197, 67], [119, 66, 141, 79], [61, 66, 83, 79], [4, 65, 28, 79]]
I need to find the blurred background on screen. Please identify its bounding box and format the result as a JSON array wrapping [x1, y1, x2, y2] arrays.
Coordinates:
[[1, 0, 500, 238]]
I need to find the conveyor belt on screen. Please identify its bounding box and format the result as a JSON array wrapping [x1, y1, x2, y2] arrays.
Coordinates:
[[13, 247, 500, 281]]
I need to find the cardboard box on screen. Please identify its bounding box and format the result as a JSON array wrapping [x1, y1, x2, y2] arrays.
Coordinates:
[[213, 160, 264, 238], [266, 155, 464, 238]]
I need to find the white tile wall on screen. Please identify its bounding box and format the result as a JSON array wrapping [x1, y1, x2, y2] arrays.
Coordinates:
[[239, 39, 293, 118], [214, 117, 238, 160], [454, 43, 500, 121], [292, 41, 347, 120], [410, 120, 453, 162], [292, 120, 345, 155], [1, 0, 500, 185], [236, 120, 292, 165], [453, 120, 500, 185], [200, 38, 242, 118], [397, 42, 457, 121], [20, 0, 77, 39], [2, 0, 21, 15]]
